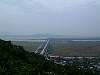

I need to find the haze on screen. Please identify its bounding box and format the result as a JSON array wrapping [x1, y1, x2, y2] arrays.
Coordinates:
[[0, 0, 100, 37]]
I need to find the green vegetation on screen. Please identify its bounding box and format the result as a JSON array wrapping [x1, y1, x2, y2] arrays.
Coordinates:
[[0, 39, 99, 75]]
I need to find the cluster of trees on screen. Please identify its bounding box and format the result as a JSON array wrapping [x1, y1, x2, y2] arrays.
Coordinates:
[[0, 39, 98, 75]]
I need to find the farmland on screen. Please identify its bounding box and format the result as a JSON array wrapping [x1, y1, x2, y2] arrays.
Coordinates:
[[49, 39, 100, 57]]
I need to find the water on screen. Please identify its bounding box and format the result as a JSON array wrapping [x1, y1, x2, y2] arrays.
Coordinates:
[[0, 35, 100, 42], [72, 40, 100, 41], [0, 36, 46, 42]]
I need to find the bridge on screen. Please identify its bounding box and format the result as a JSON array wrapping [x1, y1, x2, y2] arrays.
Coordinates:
[[34, 39, 49, 57]]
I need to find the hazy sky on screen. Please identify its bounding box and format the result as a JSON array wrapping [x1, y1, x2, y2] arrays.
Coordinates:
[[0, 0, 100, 37]]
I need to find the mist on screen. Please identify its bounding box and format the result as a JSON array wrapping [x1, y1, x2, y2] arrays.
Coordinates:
[[0, 0, 100, 37]]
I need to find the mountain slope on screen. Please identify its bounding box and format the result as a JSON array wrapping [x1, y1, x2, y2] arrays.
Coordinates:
[[0, 39, 98, 75]]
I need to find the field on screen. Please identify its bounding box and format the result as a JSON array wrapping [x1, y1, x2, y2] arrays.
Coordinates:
[[49, 39, 100, 56], [11, 38, 100, 57], [12, 41, 42, 52]]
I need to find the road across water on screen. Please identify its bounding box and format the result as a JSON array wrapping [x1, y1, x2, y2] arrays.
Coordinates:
[[35, 40, 49, 56]]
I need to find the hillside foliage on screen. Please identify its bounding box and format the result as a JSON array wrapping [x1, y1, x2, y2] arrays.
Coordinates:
[[0, 39, 98, 75]]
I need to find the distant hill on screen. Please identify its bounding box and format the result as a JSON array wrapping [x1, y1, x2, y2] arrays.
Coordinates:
[[1, 34, 100, 41]]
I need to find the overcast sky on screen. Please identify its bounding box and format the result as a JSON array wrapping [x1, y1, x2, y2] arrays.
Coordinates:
[[0, 0, 100, 37]]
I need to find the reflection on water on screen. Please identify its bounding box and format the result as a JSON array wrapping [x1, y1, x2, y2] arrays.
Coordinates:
[[0, 36, 46, 41]]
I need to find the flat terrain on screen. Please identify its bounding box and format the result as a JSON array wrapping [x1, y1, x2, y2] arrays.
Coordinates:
[[12, 41, 42, 52], [49, 40, 100, 56]]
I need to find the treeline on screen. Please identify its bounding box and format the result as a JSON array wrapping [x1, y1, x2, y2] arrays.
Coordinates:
[[0, 39, 98, 75]]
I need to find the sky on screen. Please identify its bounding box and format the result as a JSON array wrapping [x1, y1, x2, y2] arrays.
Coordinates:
[[0, 0, 100, 37]]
